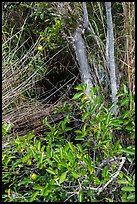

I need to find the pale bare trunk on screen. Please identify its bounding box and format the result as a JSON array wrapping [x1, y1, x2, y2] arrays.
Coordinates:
[[105, 2, 118, 114], [73, 2, 93, 98]]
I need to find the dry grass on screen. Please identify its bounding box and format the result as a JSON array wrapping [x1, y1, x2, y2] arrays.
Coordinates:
[[2, 18, 79, 141]]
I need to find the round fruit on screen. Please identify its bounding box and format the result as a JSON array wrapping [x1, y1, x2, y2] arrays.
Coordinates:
[[27, 160, 32, 166], [30, 173, 38, 180]]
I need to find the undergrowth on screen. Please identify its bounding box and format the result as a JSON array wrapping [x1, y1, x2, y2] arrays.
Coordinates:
[[2, 84, 135, 202]]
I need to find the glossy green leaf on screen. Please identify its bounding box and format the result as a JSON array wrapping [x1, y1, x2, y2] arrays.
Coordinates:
[[75, 83, 87, 91], [118, 149, 135, 155], [71, 172, 80, 179], [59, 171, 67, 184], [72, 92, 84, 100], [67, 151, 75, 163], [121, 98, 129, 106], [78, 190, 83, 202], [29, 191, 39, 202], [46, 168, 56, 175], [27, 132, 35, 140], [121, 186, 135, 191], [125, 126, 133, 131], [43, 117, 52, 130], [40, 152, 44, 164], [75, 130, 82, 134], [75, 136, 84, 140], [127, 193, 135, 200], [37, 141, 41, 151], [33, 185, 43, 191], [68, 142, 76, 154], [117, 179, 129, 185], [76, 144, 83, 152], [43, 189, 50, 197], [102, 166, 108, 178]]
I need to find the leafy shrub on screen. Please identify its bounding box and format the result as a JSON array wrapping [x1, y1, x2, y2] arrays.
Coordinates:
[[2, 84, 135, 202]]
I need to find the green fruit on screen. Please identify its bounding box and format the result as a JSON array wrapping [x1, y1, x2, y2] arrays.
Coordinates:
[[30, 173, 38, 180], [27, 160, 32, 166]]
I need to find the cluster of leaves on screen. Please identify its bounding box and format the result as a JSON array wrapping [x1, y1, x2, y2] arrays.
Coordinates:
[[3, 2, 65, 53], [2, 84, 135, 202], [19, 2, 65, 51]]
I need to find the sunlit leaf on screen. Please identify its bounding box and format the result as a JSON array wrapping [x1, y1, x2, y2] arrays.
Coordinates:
[[29, 191, 39, 202], [121, 186, 135, 192], [33, 185, 43, 191], [59, 171, 67, 184], [72, 92, 84, 100], [46, 168, 56, 175], [117, 179, 129, 185]]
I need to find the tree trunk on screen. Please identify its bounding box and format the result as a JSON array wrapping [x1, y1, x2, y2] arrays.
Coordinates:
[[72, 2, 93, 98], [105, 2, 118, 114]]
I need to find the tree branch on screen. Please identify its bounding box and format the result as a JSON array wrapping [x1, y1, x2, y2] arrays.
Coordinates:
[[97, 157, 126, 195]]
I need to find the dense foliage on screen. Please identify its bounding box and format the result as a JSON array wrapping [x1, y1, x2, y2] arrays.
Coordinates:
[[2, 85, 135, 202], [2, 2, 135, 202]]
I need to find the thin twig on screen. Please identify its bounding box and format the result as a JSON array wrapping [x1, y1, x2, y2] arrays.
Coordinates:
[[97, 157, 126, 195]]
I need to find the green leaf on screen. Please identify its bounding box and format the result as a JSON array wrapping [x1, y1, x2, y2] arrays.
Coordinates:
[[65, 127, 72, 132], [72, 92, 84, 100], [2, 127, 7, 134], [40, 152, 44, 164], [5, 123, 12, 132], [76, 144, 83, 152], [40, 13, 44, 20], [127, 193, 135, 200], [60, 161, 67, 168], [83, 155, 91, 166], [123, 84, 128, 94], [129, 90, 133, 102], [71, 172, 80, 179], [37, 141, 41, 151], [61, 121, 66, 131], [68, 142, 76, 154], [121, 186, 135, 192], [59, 171, 67, 184], [78, 190, 83, 202], [125, 126, 133, 131], [75, 130, 82, 134], [82, 112, 89, 121], [53, 155, 60, 163], [106, 113, 111, 125], [43, 117, 52, 130], [67, 150, 75, 163], [118, 149, 135, 155], [116, 93, 125, 98], [117, 179, 129, 185], [121, 98, 129, 106], [18, 178, 33, 186], [33, 185, 43, 191], [102, 166, 108, 178], [29, 191, 39, 202], [75, 136, 84, 140], [46, 168, 56, 175], [43, 189, 50, 197], [75, 83, 87, 91], [2, 123, 12, 134], [27, 132, 35, 140]]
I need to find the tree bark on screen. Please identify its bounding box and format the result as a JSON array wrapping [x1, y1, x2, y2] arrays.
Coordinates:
[[72, 3, 93, 98], [105, 2, 118, 114]]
